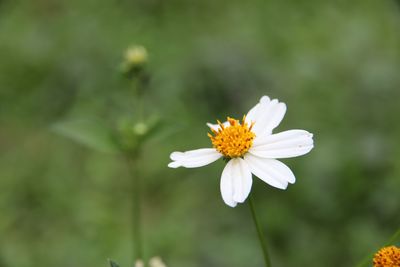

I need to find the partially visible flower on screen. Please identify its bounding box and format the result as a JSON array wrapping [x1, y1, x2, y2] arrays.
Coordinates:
[[134, 257, 167, 267], [134, 259, 145, 267], [149, 257, 167, 267], [373, 246, 400, 267], [168, 95, 314, 207]]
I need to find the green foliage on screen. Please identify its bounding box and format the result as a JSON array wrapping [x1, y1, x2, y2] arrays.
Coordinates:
[[109, 259, 120, 267], [52, 118, 119, 154]]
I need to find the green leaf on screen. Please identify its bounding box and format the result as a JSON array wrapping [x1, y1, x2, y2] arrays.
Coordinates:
[[51, 118, 119, 153], [108, 259, 120, 267]]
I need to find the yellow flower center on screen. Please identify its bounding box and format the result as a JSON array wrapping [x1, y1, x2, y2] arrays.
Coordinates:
[[373, 246, 400, 267], [208, 116, 255, 158]]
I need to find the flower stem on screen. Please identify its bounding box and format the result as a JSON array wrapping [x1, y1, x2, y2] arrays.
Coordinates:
[[385, 228, 400, 245], [248, 194, 272, 267], [126, 155, 143, 261]]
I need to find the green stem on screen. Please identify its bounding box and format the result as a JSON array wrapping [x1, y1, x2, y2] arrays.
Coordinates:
[[248, 194, 272, 267], [356, 227, 400, 267], [126, 155, 143, 261], [126, 64, 148, 262], [385, 228, 400, 246], [131, 73, 146, 123]]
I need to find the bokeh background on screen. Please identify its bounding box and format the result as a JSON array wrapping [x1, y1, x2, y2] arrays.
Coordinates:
[[1, 0, 400, 266]]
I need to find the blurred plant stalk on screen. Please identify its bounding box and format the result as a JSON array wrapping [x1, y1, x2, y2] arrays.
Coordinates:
[[249, 194, 272, 267], [52, 44, 157, 263], [126, 153, 143, 261], [122, 45, 149, 262]]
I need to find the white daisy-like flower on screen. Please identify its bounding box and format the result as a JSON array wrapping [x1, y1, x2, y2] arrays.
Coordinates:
[[168, 96, 314, 207]]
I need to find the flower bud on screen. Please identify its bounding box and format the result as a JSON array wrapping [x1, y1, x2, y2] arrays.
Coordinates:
[[133, 122, 149, 136], [126, 46, 147, 65], [122, 45, 148, 76]]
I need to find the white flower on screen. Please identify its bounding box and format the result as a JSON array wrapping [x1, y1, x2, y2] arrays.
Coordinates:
[[168, 96, 314, 207]]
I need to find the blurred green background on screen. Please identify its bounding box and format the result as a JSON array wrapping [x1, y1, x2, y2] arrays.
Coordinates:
[[1, 0, 400, 266]]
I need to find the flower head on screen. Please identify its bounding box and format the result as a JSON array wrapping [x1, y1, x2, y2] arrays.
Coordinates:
[[373, 246, 400, 267], [208, 116, 255, 158], [168, 96, 314, 207]]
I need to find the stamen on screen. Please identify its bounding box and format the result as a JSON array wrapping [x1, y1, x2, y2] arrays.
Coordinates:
[[373, 246, 400, 267], [208, 116, 256, 158]]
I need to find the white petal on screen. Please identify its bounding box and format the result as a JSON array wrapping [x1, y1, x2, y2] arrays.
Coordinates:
[[245, 154, 295, 190], [220, 162, 237, 207], [206, 121, 230, 131], [168, 148, 222, 168], [167, 161, 182, 168], [220, 158, 252, 206], [250, 130, 314, 159], [245, 96, 287, 135]]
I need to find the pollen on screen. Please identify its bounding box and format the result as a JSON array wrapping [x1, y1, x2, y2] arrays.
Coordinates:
[[208, 116, 255, 159], [373, 246, 400, 267]]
